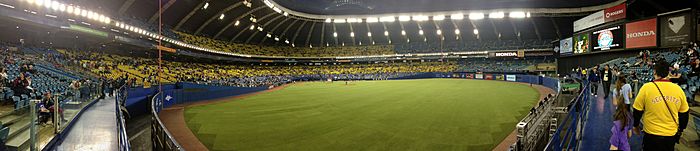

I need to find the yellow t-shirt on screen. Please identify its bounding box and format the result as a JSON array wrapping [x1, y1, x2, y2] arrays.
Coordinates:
[[633, 81, 689, 136]]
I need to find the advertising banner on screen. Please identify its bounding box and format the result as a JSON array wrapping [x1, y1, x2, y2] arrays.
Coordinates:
[[625, 18, 657, 48], [573, 33, 590, 54], [496, 75, 505, 80], [494, 51, 518, 57], [574, 3, 626, 32], [659, 10, 693, 47], [485, 74, 493, 80], [506, 75, 517, 82], [560, 37, 573, 55], [574, 11, 604, 32], [476, 74, 484, 79], [604, 3, 626, 22], [592, 25, 624, 51], [466, 74, 473, 79]]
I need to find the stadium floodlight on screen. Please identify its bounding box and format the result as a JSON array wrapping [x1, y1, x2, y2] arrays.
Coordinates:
[[367, 32, 372, 37], [51, 1, 59, 10], [365, 17, 378, 23], [350, 32, 355, 37], [257, 26, 263, 31], [203, 2, 209, 9], [266, 33, 271, 38], [249, 25, 255, 30], [436, 29, 442, 35], [219, 14, 225, 20], [419, 30, 424, 35], [291, 43, 295, 47], [384, 31, 389, 36], [272, 7, 282, 14], [66, 5, 73, 14], [346, 18, 359, 23], [473, 29, 479, 35], [285, 40, 289, 44], [73, 7, 81, 16], [509, 12, 526, 18], [424, 38, 427, 42], [333, 32, 338, 37], [432, 15, 445, 21], [104, 17, 110, 24], [325, 18, 331, 23], [333, 19, 346, 23], [35, 0, 44, 6], [283, 12, 288, 16], [469, 13, 484, 20], [412, 16, 428, 21], [59, 4, 65, 12], [388, 40, 391, 44], [81, 10, 88, 18], [234, 20, 240, 26], [451, 13, 464, 20], [380, 16, 395, 22], [401, 30, 406, 36], [274, 37, 279, 41], [455, 29, 460, 35], [398, 16, 410, 21], [489, 12, 504, 18]]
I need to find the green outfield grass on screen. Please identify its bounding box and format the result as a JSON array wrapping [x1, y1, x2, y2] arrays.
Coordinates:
[[184, 79, 540, 151]]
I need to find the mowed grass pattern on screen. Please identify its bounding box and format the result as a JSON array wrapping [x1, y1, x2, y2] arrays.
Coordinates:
[[185, 79, 539, 151]]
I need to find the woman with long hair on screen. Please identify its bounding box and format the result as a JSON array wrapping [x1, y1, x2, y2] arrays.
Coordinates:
[[610, 97, 633, 151], [612, 75, 632, 108]]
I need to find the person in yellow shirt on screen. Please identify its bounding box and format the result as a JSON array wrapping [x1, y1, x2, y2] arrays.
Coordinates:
[[632, 60, 689, 150]]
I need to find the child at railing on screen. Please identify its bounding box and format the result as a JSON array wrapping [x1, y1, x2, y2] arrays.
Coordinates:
[[609, 98, 632, 151]]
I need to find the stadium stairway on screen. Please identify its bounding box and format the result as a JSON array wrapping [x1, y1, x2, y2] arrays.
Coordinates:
[[55, 95, 118, 150]]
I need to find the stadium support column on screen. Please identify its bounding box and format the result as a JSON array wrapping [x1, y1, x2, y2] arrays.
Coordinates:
[[382, 22, 391, 44], [320, 23, 325, 46], [245, 13, 278, 43], [305, 22, 316, 47], [530, 19, 542, 40], [194, 2, 246, 35], [148, 0, 177, 24], [349, 22, 356, 45], [117, 0, 136, 16], [175, 0, 207, 30], [277, 20, 301, 44], [333, 23, 339, 45], [292, 21, 308, 46], [510, 20, 521, 41], [258, 17, 292, 44], [366, 23, 374, 45], [549, 18, 561, 39], [489, 19, 501, 41], [215, 7, 269, 39]]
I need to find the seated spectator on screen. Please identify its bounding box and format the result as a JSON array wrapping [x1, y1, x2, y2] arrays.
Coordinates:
[[11, 72, 31, 96]]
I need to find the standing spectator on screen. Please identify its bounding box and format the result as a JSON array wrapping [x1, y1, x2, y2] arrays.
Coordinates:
[[609, 95, 633, 151], [602, 65, 612, 98], [589, 66, 600, 97], [632, 60, 690, 150], [613, 75, 633, 108]]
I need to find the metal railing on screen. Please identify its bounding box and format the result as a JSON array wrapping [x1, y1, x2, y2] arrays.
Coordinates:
[[151, 91, 184, 151], [116, 85, 131, 151], [544, 81, 591, 150]]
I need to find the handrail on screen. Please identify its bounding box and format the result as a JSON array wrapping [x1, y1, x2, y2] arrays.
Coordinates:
[[151, 91, 184, 151], [116, 84, 131, 151], [544, 80, 591, 150]]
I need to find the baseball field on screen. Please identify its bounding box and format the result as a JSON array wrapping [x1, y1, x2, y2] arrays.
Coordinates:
[[184, 79, 540, 151]]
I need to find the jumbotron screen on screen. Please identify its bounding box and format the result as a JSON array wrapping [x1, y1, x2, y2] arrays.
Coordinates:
[[573, 33, 590, 54], [591, 25, 624, 51]]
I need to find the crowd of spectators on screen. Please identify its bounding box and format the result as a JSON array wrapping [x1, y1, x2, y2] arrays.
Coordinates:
[[176, 31, 395, 57]]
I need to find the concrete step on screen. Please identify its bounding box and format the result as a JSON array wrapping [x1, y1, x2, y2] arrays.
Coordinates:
[[0, 114, 23, 127], [5, 117, 30, 140]]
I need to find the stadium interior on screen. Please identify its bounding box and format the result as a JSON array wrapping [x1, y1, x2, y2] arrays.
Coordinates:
[[0, 0, 698, 150]]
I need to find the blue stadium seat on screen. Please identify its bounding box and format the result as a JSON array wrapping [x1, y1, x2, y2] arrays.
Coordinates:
[[0, 127, 9, 142]]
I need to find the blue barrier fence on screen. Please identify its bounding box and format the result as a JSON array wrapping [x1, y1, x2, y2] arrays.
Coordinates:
[[545, 81, 590, 150]]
